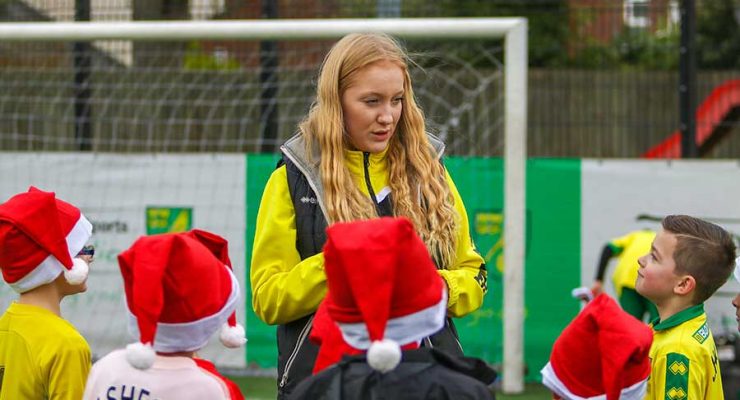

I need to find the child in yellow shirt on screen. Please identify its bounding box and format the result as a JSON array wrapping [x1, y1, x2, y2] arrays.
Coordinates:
[[0, 187, 94, 400], [636, 215, 736, 400], [591, 229, 658, 321]]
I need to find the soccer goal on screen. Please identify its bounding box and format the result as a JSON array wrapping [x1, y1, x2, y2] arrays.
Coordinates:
[[0, 18, 527, 392]]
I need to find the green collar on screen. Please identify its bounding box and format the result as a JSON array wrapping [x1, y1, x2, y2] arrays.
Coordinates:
[[651, 303, 704, 331]]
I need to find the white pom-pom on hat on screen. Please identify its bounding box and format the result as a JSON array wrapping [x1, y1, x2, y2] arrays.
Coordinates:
[[64, 257, 89, 285], [119, 230, 247, 359], [367, 339, 401, 373], [316, 218, 449, 374], [126, 342, 155, 370], [0, 187, 93, 294], [220, 322, 247, 348]]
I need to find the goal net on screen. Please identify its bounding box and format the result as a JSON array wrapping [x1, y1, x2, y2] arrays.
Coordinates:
[[0, 21, 514, 155], [0, 18, 527, 389]]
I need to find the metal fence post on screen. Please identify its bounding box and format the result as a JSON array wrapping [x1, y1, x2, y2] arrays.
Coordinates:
[[259, 0, 279, 153], [74, 0, 92, 151], [679, 0, 697, 158]]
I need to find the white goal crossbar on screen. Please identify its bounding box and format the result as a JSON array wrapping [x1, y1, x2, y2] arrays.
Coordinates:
[[0, 18, 522, 41], [0, 17, 527, 393]]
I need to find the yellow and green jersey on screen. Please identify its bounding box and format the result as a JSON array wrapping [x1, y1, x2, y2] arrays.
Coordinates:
[[0, 302, 91, 400], [609, 230, 655, 295], [645, 304, 723, 400]]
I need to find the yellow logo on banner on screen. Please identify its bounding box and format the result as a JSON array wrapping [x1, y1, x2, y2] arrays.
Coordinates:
[[474, 212, 504, 274], [146, 207, 193, 235]]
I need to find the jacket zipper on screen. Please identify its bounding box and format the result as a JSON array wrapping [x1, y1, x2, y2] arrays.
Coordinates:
[[453, 333, 464, 352], [279, 315, 314, 389], [363, 152, 382, 215], [423, 322, 464, 352]]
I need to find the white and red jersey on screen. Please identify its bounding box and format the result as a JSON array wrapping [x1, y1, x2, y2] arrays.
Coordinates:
[[82, 349, 237, 400]]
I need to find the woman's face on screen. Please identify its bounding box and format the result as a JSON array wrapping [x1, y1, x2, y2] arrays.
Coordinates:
[[341, 60, 404, 153]]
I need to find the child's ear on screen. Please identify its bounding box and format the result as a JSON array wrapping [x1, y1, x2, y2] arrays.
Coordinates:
[[674, 275, 696, 296]]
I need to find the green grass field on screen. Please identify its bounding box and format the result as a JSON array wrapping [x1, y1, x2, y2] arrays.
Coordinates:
[[227, 376, 553, 400]]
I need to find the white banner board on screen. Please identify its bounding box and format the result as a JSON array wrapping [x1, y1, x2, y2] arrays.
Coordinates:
[[581, 160, 740, 337], [0, 153, 247, 367]]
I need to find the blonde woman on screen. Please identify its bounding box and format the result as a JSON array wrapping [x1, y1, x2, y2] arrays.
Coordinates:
[[250, 33, 488, 398]]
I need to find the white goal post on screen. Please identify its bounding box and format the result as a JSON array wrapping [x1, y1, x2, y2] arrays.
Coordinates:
[[0, 18, 527, 393]]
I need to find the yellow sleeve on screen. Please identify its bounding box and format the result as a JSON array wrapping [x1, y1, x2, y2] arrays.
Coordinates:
[[647, 349, 668, 400], [648, 347, 706, 400], [48, 337, 91, 400], [437, 170, 487, 318], [250, 165, 328, 325]]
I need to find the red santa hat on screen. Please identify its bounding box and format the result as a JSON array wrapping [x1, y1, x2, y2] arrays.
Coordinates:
[[318, 217, 448, 373], [0, 187, 92, 293], [117, 229, 246, 370], [541, 294, 653, 400]]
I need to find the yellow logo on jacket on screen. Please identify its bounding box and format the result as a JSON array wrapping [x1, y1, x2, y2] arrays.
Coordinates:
[[692, 323, 709, 344], [669, 361, 688, 375], [667, 387, 687, 399]]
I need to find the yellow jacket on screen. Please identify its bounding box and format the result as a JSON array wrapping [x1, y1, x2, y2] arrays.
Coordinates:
[[609, 230, 655, 295], [251, 148, 487, 326]]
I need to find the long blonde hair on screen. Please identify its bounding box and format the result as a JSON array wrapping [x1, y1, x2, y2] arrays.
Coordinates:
[[298, 33, 458, 268]]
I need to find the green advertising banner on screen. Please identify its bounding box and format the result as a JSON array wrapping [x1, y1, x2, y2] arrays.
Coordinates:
[[244, 155, 582, 380], [445, 158, 581, 379], [245, 154, 282, 366]]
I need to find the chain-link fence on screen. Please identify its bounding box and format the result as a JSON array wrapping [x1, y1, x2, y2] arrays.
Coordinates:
[[0, 36, 505, 155], [1, 0, 739, 157]]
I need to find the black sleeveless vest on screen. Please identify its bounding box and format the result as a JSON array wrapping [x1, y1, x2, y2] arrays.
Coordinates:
[[275, 133, 465, 398]]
